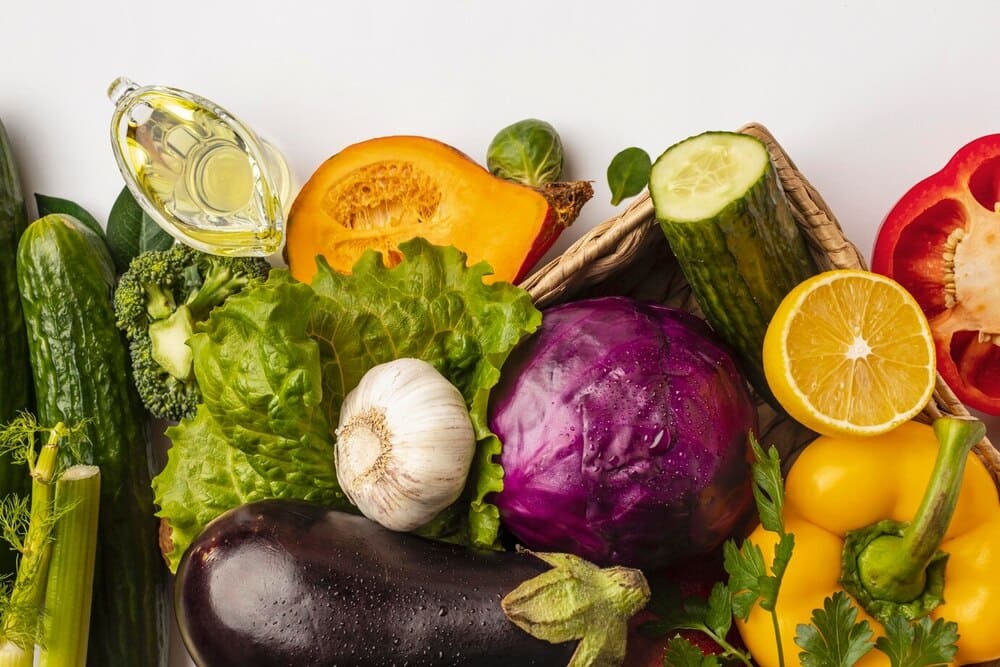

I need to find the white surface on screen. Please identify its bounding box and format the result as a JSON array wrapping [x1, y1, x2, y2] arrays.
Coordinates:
[[5, 1, 1000, 664]]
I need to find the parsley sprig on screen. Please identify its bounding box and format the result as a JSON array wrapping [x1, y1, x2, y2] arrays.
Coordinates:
[[793, 592, 959, 667], [795, 592, 874, 667], [642, 581, 752, 665], [724, 435, 794, 666], [663, 636, 725, 667]]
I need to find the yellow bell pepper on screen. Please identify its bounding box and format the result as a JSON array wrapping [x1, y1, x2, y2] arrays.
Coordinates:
[[737, 418, 1000, 666]]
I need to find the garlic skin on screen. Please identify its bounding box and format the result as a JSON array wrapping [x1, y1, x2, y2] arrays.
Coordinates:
[[335, 358, 476, 532]]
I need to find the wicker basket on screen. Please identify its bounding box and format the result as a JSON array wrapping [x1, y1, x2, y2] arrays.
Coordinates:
[[520, 122, 1000, 664]]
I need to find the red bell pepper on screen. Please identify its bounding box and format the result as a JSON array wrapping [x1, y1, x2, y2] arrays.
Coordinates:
[[872, 134, 1000, 414]]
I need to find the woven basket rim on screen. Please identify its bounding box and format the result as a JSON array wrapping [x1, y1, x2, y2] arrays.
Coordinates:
[[520, 121, 1000, 491]]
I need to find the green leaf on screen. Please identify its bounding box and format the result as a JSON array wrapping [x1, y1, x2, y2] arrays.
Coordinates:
[[795, 592, 874, 667], [874, 616, 959, 667], [662, 636, 723, 667], [607, 147, 651, 205], [641, 579, 746, 664], [749, 433, 785, 535], [723, 538, 767, 621], [34, 193, 105, 239], [704, 582, 733, 639], [152, 406, 272, 572], [759, 533, 795, 612], [105, 186, 173, 273], [189, 277, 346, 507]]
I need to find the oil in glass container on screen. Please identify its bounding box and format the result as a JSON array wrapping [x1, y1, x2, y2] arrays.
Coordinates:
[[108, 77, 291, 256]]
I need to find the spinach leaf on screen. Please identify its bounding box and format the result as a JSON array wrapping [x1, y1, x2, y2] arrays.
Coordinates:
[[607, 147, 651, 205], [34, 194, 105, 239], [106, 186, 173, 273]]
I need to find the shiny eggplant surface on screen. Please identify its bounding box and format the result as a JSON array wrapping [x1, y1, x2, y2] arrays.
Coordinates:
[[176, 500, 576, 666]]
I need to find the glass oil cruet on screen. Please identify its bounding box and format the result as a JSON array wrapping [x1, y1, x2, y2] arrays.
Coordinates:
[[107, 77, 292, 256]]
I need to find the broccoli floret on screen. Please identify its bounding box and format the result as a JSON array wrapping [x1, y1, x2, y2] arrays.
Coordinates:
[[113, 244, 271, 420]]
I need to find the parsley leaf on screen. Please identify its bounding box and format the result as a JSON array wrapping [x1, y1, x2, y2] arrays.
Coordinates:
[[759, 533, 795, 613], [725, 433, 794, 622], [749, 433, 785, 534], [662, 636, 723, 667], [875, 616, 959, 667], [795, 592, 874, 667], [640, 578, 752, 666], [704, 583, 733, 639], [644, 582, 732, 639], [723, 539, 767, 621]]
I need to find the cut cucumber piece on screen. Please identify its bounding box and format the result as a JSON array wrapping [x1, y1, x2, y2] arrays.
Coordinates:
[[649, 131, 817, 404]]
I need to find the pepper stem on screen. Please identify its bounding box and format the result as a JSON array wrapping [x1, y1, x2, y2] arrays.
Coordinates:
[[855, 417, 985, 605]]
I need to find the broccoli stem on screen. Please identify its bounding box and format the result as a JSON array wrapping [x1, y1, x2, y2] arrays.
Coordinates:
[[185, 263, 250, 320], [150, 306, 195, 381], [143, 283, 176, 322]]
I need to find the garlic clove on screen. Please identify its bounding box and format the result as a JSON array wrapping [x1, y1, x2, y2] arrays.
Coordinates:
[[335, 358, 476, 532]]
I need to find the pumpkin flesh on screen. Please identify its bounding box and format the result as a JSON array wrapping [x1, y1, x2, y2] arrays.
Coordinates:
[[286, 136, 560, 284]]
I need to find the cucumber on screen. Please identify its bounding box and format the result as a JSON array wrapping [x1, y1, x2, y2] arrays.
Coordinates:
[[0, 119, 32, 578], [17, 214, 165, 667], [649, 131, 817, 402]]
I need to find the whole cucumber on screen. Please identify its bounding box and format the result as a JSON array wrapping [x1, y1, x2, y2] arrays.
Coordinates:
[[178, 500, 577, 667], [0, 119, 32, 579], [17, 214, 165, 666]]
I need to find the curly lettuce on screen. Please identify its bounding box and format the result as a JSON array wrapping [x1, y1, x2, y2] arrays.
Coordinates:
[[153, 239, 540, 570], [154, 406, 272, 572]]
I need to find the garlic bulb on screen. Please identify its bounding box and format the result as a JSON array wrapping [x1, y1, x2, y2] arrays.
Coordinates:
[[335, 358, 475, 532]]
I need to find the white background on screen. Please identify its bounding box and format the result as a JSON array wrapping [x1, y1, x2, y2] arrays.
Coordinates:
[[4, 1, 1000, 664]]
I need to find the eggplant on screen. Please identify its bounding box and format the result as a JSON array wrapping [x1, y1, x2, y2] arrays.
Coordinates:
[[176, 499, 577, 667]]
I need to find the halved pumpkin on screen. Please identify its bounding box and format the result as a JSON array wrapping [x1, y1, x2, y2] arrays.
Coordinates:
[[285, 136, 592, 284]]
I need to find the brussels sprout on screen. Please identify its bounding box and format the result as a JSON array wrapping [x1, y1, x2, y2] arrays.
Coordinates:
[[486, 119, 564, 186]]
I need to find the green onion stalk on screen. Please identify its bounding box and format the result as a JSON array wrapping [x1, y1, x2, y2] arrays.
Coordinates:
[[0, 417, 101, 667]]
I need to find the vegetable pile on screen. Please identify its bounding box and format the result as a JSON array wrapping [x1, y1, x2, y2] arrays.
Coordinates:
[[1, 96, 999, 667], [154, 239, 542, 568]]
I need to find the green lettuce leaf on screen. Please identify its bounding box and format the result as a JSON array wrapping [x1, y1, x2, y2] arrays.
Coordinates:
[[190, 277, 347, 506], [153, 239, 540, 567], [303, 239, 540, 547], [152, 405, 272, 572]]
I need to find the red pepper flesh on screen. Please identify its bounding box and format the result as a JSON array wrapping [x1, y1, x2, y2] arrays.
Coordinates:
[[872, 134, 1000, 414]]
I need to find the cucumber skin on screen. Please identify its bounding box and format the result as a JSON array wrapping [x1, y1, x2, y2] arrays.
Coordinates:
[[653, 135, 817, 402], [17, 215, 165, 667], [0, 120, 32, 579]]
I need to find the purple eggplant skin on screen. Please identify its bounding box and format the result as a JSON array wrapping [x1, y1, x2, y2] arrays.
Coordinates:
[[176, 499, 576, 667]]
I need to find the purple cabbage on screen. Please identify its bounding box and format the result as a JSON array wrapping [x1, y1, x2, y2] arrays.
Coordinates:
[[489, 297, 756, 570]]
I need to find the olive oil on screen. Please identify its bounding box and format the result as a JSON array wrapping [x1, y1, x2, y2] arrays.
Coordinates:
[[109, 78, 290, 256]]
